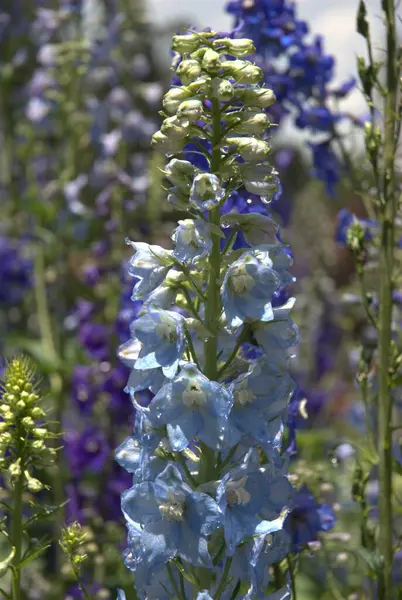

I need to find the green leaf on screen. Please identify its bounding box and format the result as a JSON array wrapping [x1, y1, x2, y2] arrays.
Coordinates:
[[19, 542, 51, 568], [356, 0, 370, 38]]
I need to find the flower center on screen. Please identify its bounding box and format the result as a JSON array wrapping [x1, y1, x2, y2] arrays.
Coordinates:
[[155, 318, 176, 343], [234, 387, 256, 407], [230, 265, 255, 294], [159, 492, 185, 522], [226, 476, 251, 506], [182, 381, 206, 407]]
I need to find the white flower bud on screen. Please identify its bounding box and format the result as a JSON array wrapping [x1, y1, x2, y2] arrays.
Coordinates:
[[162, 87, 192, 114], [225, 137, 271, 161], [238, 87, 276, 108], [161, 116, 190, 139], [201, 49, 222, 73], [9, 459, 22, 479], [172, 34, 204, 54], [228, 110, 271, 134], [24, 471, 44, 493], [177, 99, 203, 122], [176, 59, 202, 85], [221, 60, 263, 84], [226, 38, 256, 57], [22, 416, 35, 429], [211, 78, 235, 101]]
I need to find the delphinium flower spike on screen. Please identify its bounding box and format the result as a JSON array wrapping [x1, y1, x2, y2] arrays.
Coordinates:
[[0, 357, 59, 600], [118, 30, 298, 599]]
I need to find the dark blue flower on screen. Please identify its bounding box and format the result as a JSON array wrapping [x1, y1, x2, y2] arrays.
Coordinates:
[[284, 485, 336, 552]]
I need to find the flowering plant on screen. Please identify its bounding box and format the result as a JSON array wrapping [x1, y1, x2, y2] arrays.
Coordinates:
[[117, 30, 298, 600]]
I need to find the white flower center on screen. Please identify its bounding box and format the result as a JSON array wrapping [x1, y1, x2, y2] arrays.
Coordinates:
[[159, 491, 185, 522], [182, 381, 206, 407], [226, 475, 251, 506], [230, 265, 255, 294], [234, 388, 256, 407], [155, 317, 176, 343]]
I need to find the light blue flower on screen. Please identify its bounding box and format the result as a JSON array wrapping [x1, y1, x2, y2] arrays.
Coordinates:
[[254, 299, 299, 357], [224, 358, 295, 447], [197, 593, 214, 600], [216, 455, 291, 554], [190, 173, 225, 211], [172, 218, 212, 264], [131, 308, 185, 379], [147, 363, 233, 451], [118, 338, 166, 394], [116, 590, 126, 600], [121, 463, 222, 571], [222, 249, 280, 329], [127, 241, 173, 299]]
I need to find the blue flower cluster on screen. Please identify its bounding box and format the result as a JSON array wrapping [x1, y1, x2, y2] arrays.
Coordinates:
[[226, 0, 360, 197], [117, 31, 299, 599]]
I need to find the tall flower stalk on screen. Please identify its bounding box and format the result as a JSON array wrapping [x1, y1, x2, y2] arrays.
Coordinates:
[[117, 30, 298, 600]]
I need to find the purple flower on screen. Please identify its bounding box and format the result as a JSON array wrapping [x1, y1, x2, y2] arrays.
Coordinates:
[[64, 428, 110, 478], [284, 485, 336, 552]]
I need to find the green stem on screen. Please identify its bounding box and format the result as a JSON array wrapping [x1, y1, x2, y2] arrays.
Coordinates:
[[273, 563, 285, 590], [214, 557, 232, 600], [377, 1, 398, 598], [198, 96, 222, 487], [11, 468, 24, 600], [287, 556, 297, 600], [72, 563, 93, 600]]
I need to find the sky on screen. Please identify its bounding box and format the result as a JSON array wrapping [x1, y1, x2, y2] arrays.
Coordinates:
[[145, 0, 385, 119]]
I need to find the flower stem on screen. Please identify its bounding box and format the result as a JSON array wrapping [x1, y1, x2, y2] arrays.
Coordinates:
[[11, 467, 24, 600], [377, 1, 398, 598], [72, 563, 93, 600], [198, 97, 222, 486]]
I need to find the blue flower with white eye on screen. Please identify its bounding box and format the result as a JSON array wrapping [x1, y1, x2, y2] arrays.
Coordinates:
[[127, 241, 173, 299], [190, 173, 225, 211], [116, 434, 171, 483], [254, 298, 299, 358], [216, 456, 291, 555], [224, 358, 295, 447], [121, 463, 222, 571], [172, 218, 212, 264], [147, 363, 233, 452], [131, 308, 185, 379], [118, 337, 166, 394], [222, 248, 281, 329]]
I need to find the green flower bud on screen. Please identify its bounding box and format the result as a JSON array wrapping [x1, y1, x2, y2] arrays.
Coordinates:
[[0, 432, 12, 447], [24, 471, 44, 493], [221, 60, 263, 84], [21, 416, 35, 429], [15, 400, 26, 411], [9, 459, 22, 479], [225, 137, 271, 161], [238, 87, 276, 108], [30, 407, 46, 419], [177, 99, 203, 122], [214, 37, 256, 57], [228, 110, 271, 134], [161, 115, 190, 138], [0, 422, 8, 433], [33, 427, 48, 439], [162, 87, 192, 114], [164, 158, 198, 189], [176, 59, 202, 85], [172, 34, 203, 54], [31, 439, 46, 452], [201, 48, 221, 73], [211, 78, 235, 101]]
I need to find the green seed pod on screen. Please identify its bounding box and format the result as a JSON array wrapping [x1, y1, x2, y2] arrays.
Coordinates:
[[176, 59, 202, 85], [221, 60, 263, 84], [238, 87, 276, 108], [201, 48, 222, 74]]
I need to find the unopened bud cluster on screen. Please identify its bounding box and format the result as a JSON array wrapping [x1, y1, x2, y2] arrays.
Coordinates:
[[59, 522, 90, 568], [152, 31, 279, 205], [0, 358, 56, 491]]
